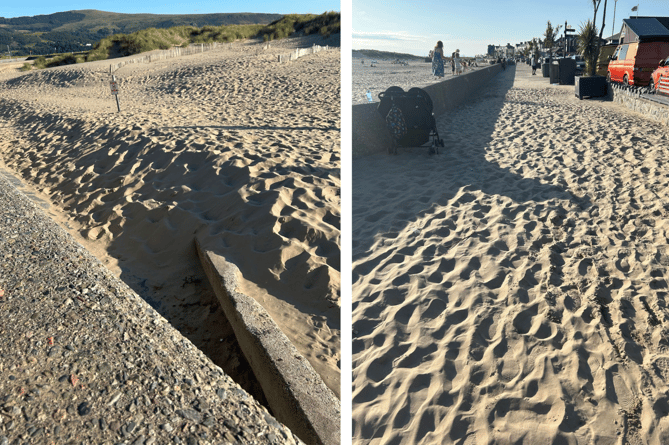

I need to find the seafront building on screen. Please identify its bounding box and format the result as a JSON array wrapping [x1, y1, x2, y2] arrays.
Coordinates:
[[492, 16, 669, 61]]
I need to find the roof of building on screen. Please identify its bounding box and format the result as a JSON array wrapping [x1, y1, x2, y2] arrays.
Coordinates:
[[605, 31, 621, 44], [623, 16, 669, 39]]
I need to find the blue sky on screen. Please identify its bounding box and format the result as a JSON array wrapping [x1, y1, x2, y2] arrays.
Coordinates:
[[2, 0, 339, 18], [353, 0, 668, 57]]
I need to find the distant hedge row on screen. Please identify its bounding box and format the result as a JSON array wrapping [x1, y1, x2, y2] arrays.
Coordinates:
[[21, 11, 340, 71]]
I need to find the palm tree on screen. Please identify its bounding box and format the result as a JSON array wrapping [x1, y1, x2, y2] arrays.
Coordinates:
[[544, 21, 562, 65], [587, 0, 609, 76], [578, 20, 599, 76], [591, 0, 602, 27], [595, 0, 609, 75]]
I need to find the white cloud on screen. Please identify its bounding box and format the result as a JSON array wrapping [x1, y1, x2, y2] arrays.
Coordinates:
[[352, 29, 430, 43]]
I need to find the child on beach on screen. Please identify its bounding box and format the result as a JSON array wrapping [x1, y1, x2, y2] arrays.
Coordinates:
[[454, 50, 462, 75], [432, 41, 445, 78]]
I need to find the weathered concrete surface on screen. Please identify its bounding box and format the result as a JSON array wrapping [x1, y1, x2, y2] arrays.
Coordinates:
[[196, 240, 340, 445], [609, 82, 669, 126], [0, 171, 303, 444], [352, 63, 503, 157]]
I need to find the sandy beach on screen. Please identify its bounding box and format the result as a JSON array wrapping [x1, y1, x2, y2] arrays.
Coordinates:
[[352, 58, 486, 105], [0, 36, 340, 399], [353, 63, 669, 443]]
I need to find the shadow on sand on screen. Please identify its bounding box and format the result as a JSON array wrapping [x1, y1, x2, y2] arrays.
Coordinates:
[[165, 125, 340, 132], [352, 65, 591, 263]]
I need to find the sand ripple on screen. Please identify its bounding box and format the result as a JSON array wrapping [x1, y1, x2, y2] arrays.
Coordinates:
[[353, 64, 669, 443], [0, 38, 340, 397]]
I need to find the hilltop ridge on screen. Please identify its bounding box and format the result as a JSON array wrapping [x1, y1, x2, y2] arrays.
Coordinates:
[[0, 9, 284, 55], [353, 49, 426, 61]]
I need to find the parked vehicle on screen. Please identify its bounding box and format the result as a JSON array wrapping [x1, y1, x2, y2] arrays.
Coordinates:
[[650, 56, 669, 95], [607, 41, 669, 86], [596, 44, 617, 77]]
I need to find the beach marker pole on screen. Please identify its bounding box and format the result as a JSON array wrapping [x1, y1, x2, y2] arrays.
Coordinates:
[[110, 75, 121, 113]]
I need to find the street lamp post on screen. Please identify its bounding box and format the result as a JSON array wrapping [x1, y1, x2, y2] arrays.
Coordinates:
[[565, 21, 576, 57], [612, 0, 618, 38]]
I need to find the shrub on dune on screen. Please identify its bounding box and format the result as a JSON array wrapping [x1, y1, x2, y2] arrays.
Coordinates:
[[30, 11, 340, 69]]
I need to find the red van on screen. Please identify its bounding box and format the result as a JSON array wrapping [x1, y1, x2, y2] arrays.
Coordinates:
[[607, 41, 669, 86], [650, 56, 669, 94]]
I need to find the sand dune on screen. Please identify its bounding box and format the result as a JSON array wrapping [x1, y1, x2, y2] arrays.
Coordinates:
[[0, 37, 340, 398], [353, 64, 669, 443]]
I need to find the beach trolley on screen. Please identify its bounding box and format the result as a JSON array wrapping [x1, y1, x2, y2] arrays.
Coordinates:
[[377, 86, 444, 155]]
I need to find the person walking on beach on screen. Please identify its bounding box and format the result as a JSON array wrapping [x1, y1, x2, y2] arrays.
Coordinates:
[[432, 41, 446, 78], [454, 50, 462, 75], [451, 53, 456, 75], [532, 54, 538, 75]]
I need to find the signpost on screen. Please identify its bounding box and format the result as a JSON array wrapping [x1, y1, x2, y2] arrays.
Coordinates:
[[564, 21, 576, 56], [110, 75, 120, 112]]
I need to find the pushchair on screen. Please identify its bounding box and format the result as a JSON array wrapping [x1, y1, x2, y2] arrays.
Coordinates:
[[377, 86, 444, 155]]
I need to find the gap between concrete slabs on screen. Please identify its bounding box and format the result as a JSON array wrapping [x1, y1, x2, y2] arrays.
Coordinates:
[[195, 238, 341, 445]]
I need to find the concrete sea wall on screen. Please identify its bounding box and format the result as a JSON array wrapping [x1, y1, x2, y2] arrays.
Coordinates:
[[352, 64, 504, 158]]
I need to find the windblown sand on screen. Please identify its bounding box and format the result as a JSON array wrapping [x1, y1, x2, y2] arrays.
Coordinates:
[[353, 64, 669, 443], [0, 36, 340, 398]]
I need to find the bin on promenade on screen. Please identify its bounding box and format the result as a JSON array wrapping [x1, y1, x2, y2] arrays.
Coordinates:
[[549, 63, 559, 83], [558, 58, 576, 85], [542, 63, 550, 77]]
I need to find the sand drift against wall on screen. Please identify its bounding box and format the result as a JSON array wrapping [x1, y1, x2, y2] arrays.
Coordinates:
[[0, 37, 341, 398], [353, 65, 669, 444]]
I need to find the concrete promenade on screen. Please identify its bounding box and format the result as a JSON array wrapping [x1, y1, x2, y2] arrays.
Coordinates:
[[0, 172, 302, 444]]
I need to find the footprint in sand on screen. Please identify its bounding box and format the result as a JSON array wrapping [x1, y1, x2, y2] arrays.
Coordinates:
[[610, 370, 636, 411]]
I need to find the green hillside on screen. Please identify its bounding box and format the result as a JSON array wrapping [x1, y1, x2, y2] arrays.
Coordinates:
[[0, 10, 284, 56], [353, 49, 426, 62], [20, 12, 340, 70]]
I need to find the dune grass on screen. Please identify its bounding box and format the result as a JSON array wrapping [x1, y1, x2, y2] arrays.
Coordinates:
[[20, 11, 339, 71], [22, 53, 87, 70], [187, 24, 265, 44], [258, 12, 340, 41]]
